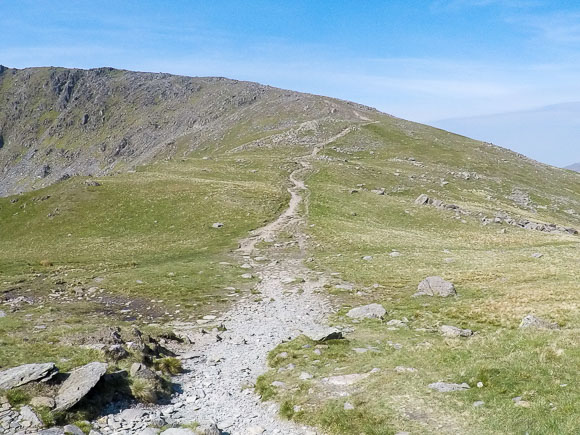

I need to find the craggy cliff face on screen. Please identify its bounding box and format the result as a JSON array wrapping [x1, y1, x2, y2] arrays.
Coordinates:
[[0, 66, 374, 196]]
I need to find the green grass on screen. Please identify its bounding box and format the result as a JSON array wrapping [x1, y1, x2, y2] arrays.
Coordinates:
[[0, 153, 289, 369]]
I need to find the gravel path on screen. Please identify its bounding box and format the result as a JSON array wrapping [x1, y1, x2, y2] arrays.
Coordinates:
[[96, 137, 346, 434]]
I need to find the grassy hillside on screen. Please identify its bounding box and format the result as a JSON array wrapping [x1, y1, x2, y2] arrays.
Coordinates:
[[0, 67, 579, 433], [256, 117, 580, 434]]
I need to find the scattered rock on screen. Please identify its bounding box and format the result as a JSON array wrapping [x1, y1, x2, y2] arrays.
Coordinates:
[[473, 401, 485, 407], [64, 425, 85, 435], [344, 402, 355, 410], [428, 382, 470, 392], [531, 252, 543, 258], [325, 373, 370, 386], [347, 303, 386, 319], [161, 429, 195, 435], [0, 362, 58, 390], [20, 405, 42, 427], [415, 276, 456, 297], [299, 372, 313, 380], [439, 325, 473, 337], [519, 314, 559, 330], [414, 194, 430, 205], [211, 222, 224, 228], [304, 327, 343, 342], [196, 423, 221, 435], [0, 310, 5, 318], [55, 362, 108, 411], [362, 255, 373, 261], [30, 396, 56, 409], [245, 425, 265, 435]]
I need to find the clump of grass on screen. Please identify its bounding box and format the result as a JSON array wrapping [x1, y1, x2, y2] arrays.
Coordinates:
[[280, 400, 295, 419], [154, 357, 183, 375], [130, 378, 158, 403], [255, 374, 276, 401], [34, 406, 56, 427], [5, 389, 30, 407], [39, 259, 53, 267]]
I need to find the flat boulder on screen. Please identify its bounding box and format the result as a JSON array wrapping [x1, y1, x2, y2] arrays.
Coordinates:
[[347, 303, 386, 319], [428, 382, 470, 392], [0, 362, 57, 390], [415, 276, 456, 297], [519, 314, 559, 330], [54, 362, 107, 411]]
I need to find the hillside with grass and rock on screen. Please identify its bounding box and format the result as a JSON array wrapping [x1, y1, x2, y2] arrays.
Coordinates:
[[0, 66, 579, 435]]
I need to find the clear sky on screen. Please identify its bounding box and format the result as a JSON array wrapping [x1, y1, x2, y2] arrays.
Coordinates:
[[1, 1, 579, 165]]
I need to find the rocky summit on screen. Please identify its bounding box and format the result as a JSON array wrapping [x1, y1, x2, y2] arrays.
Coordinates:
[[0, 66, 579, 435]]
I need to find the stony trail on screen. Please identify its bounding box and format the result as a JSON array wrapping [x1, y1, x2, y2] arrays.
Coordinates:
[[96, 133, 352, 434]]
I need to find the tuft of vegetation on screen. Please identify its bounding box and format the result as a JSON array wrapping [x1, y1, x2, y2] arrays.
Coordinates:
[[5, 389, 31, 407], [154, 357, 183, 375], [130, 378, 158, 404]]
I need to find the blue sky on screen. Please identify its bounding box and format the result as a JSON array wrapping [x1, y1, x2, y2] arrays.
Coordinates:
[[1, 0, 579, 165]]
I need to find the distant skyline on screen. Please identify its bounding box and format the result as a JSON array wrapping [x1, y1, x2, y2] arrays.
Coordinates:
[[1, 0, 580, 165]]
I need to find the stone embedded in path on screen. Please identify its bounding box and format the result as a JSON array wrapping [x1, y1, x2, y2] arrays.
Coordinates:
[[519, 314, 559, 330], [161, 429, 195, 435], [415, 276, 456, 297], [428, 382, 470, 392], [0, 362, 58, 390], [245, 425, 265, 435], [54, 362, 108, 411], [304, 327, 343, 342], [439, 325, 473, 337], [347, 303, 386, 319]]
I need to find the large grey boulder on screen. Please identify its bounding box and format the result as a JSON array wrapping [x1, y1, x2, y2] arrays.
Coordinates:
[[0, 362, 57, 390], [54, 362, 107, 411], [346, 303, 386, 319], [519, 314, 559, 330], [415, 276, 456, 297]]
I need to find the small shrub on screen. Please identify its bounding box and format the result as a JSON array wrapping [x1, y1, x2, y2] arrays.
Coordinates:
[[39, 259, 53, 267], [154, 357, 183, 375]]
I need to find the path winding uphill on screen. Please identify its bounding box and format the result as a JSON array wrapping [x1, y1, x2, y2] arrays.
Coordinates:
[[96, 138, 342, 434]]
